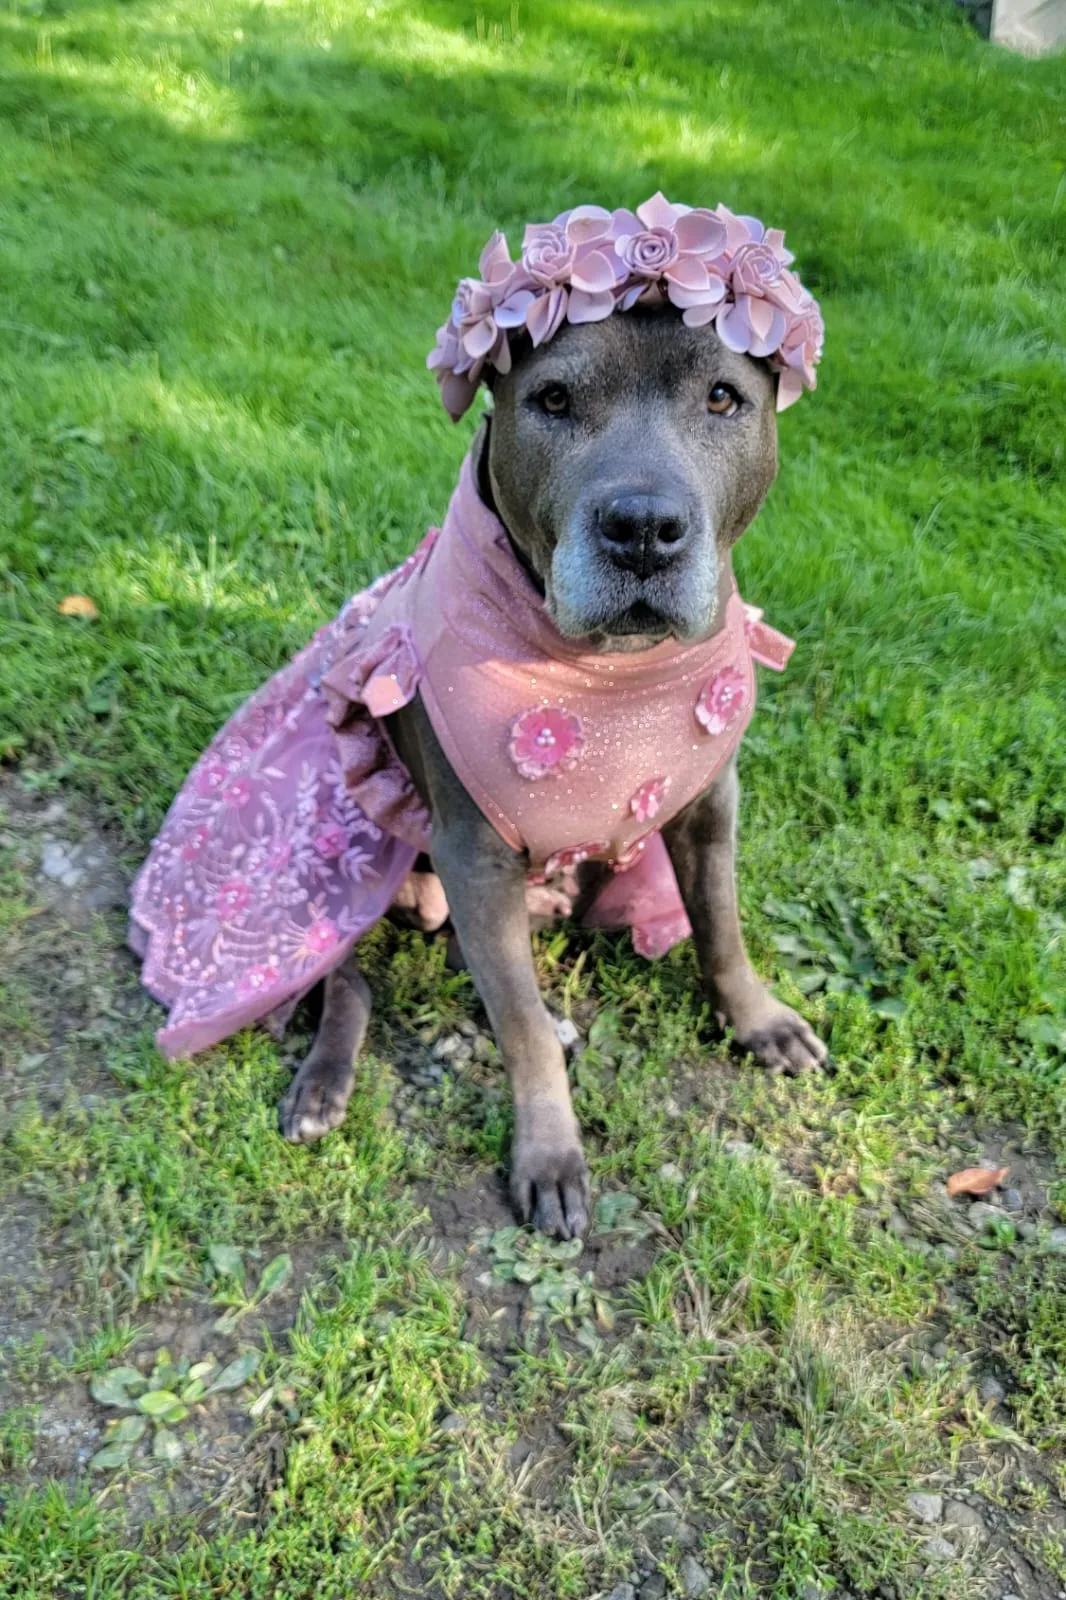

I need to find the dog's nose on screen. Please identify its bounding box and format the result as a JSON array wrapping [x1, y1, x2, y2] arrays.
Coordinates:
[[598, 493, 690, 578]]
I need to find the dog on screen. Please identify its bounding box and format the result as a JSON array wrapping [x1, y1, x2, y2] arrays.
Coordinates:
[[132, 196, 826, 1241]]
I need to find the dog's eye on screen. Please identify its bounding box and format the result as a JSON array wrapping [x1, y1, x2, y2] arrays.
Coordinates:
[[535, 383, 571, 418], [707, 382, 740, 417]]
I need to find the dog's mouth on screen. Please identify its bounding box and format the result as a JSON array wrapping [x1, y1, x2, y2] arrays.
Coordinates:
[[606, 599, 674, 638]]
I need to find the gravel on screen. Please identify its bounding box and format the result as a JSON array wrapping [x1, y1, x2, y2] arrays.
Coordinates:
[[906, 1491, 943, 1524], [978, 1376, 1006, 1405], [920, 1535, 956, 1562], [679, 1556, 710, 1597]]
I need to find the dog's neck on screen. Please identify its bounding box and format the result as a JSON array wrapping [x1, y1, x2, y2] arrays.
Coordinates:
[[472, 421, 733, 652]]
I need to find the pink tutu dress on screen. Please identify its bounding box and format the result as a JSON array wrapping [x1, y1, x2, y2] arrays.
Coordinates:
[[130, 453, 793, 1059]]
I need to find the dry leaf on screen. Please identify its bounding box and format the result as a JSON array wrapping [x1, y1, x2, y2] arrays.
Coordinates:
[[58, 595, 99, 619], [946, 1165, 1008, 1197]]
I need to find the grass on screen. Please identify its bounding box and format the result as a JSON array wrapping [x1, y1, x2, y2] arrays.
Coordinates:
[[1, 0, 1065, 1594]]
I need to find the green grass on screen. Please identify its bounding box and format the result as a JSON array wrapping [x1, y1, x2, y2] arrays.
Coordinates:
[[1, 0, 1066, 1594]]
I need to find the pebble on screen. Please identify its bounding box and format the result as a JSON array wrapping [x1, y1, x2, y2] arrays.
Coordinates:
[[679, 1556, 710, 1597], [921, 1536, 956, 1562], [942, 1500, 985, 1538], [802, 1587, 825, 1600], [967, 1201, 1001, 1227], [39, 840, 85, 888], [1017, 1220, 1037, 1241], [886, 1209, 911, 1237], [638, 1579, 666, 1600], [473, 1034, 495, 1063], [1047, 1226, 1066, 1252], [439, 1413, 466, 1433], [456, 1018, 478, 1039], [646, 1512, 697, 1547], [1002, 1188, 1024, 1212], [939, 1244, 960, 1263], [723, 1139, 754, 1160], [906, 1491, 943, 1524], [432, 1034, 461, 1060], [931, 1341, 949, 1360], [606, 1587, 636, 1600], [979, 1376, 1006, 1405], [554, 1018, 580, 1052], [658, 1163, 683, 1184]]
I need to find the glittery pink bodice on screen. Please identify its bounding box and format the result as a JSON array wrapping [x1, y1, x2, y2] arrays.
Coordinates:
[[326, 452, 789, 876]]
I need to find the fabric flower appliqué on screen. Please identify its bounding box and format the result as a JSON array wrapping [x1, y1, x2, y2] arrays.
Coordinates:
[[543, 840, 609, 878], [630, 776, 669, 824], [303, 919, 339, 956], [695, 667, 747, 736], [509, 705, 584, 780]]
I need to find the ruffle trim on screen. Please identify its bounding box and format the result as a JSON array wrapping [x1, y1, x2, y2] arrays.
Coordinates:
[[321, 622, 431, 852]]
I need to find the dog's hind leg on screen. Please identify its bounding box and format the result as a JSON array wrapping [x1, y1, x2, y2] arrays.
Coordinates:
[[279, 955, 371, 1143], [664, 754, 827, 1076]]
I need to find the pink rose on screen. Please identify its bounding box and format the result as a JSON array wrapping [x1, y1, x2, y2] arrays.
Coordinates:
[[509, 705, 584, 780], [522, 224, 576, 287], [696, 668, 748, 736], [730, 241, 783, 297], [617, 227, 678, 278]]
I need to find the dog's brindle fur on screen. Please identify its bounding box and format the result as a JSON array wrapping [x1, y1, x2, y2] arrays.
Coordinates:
[[279, 307, 827, 1238]]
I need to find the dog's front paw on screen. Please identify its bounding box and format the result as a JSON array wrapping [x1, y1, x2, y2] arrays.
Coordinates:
[[279, 1053, 355, 1143], [731, 993, 827, 1076], [510, 1115, 590, 1240]]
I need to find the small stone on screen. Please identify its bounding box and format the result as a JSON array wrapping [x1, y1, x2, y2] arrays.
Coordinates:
[[1017, 1220, 1037, 1241], [1002, 1188, 1024, 1212], [968, 1201, 1001, 1227], [658, 1163, 683, 1184], [886, 1209, 911, 1237], [439, 1412, 466, 1434], [432, 1034, 461, 1060], [456, 1018, 478, 1039], [426, 1063, 444, 1082], [906, 1491, 943, 1524], [943, 1500, 985, 1537], [978, 1376, 1006, 1406], [939, 1244, 960, 1262], [452, 1042, 473, 1064], [802, 1587, 825, 1600], [645, 1512, 696, 1548], [931, 1341, 949, 1360], [554, 1018, 580, 1051], [679, 1556, 710, 1597], [606, 1587, 636, 1600], [723, 1138, 754, 1159], [639, 1579, 666, 1600], [1047, 1226, 1066, 1252], [921, 1535, 956, 1562], [473, 1034, 495, 1063]]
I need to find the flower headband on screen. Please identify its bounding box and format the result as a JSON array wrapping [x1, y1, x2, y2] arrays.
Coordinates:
[[427, 192, 824, 421]]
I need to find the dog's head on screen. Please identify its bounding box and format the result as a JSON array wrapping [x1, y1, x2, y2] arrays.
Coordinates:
[[480, 306, 779, 649]]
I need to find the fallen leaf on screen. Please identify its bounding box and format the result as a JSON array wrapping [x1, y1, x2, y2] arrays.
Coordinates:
[[946, 1165, 1009, 1197], [58, 594, 99, 619]]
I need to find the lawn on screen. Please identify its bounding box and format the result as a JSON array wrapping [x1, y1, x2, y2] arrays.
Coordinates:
[[1, 0, 1065, 1594]]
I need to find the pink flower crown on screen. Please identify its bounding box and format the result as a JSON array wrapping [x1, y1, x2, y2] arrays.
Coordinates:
[[427, 192, 824, 421]]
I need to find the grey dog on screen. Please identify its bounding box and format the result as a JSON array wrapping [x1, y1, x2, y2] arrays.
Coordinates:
[[279, 305, 826, 1238]]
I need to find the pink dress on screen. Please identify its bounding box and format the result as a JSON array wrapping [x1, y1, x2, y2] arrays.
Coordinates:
[[130, 453, 793, 1059]]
